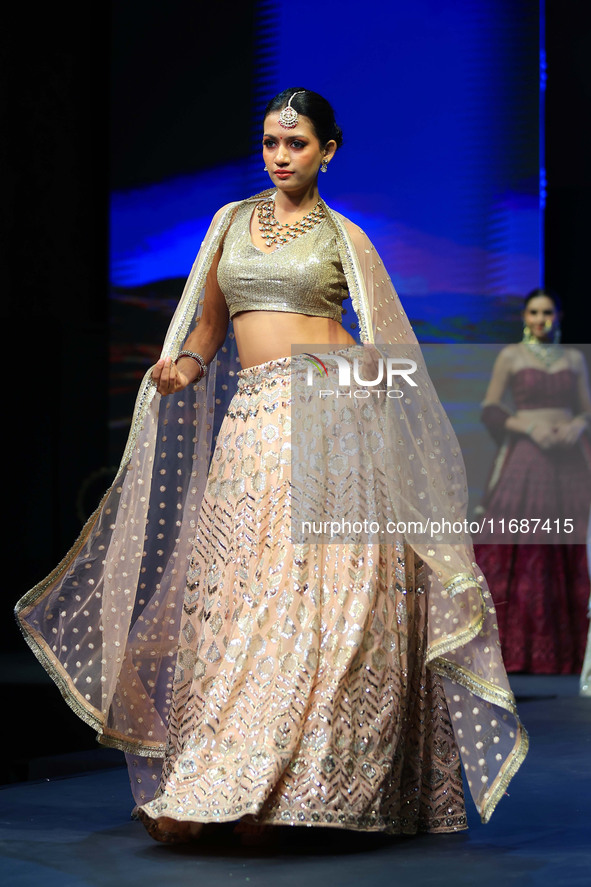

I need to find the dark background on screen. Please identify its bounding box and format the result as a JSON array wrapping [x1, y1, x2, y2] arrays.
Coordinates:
[[2, 0, 590, 782]]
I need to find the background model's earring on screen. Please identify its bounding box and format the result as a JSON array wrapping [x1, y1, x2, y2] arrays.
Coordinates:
[[321, 159, 329, 173], [263, 165, 268, 171], [522, 323, 536, 344]]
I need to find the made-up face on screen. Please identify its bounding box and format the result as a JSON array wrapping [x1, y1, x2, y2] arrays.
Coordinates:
[[523, 295, 558, 341], [262, 112, 335, 195]]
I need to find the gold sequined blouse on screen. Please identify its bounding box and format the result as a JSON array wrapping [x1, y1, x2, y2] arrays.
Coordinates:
[[217, 201, 349, 321]]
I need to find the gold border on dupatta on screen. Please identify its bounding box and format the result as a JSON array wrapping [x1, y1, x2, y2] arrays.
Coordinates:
[[427, 571, 529, 823]]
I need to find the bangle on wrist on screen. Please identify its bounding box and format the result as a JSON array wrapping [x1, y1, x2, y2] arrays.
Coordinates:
[[176, 350, 208, 379]]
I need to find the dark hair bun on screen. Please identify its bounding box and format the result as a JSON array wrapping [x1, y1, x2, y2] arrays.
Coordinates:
[[264, 88, 343, 149], [523, 287, 562, 313]]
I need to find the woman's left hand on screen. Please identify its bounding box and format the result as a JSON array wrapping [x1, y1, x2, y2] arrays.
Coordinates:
[[554, 417, 588, 446]]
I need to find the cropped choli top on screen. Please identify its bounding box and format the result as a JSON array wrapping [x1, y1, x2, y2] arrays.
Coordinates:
[[510, 367, 579, 412], [216, 201, 349, 322], [481, 361, 582, 445]]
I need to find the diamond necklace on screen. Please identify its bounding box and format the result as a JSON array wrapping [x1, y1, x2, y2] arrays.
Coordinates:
[[256, 199, 325, 248], [523, 340, 565, 369]]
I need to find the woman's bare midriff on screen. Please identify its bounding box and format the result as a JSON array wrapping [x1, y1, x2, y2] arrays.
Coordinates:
[[514, 408, 574, 426], [232, 311, 357, 368]]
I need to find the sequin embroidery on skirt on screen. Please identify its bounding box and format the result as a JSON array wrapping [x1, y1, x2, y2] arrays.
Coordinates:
[[139, 353, 467, 835]]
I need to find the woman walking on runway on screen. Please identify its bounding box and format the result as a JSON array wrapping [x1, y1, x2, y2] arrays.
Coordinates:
[[16, 88, 527, 843]]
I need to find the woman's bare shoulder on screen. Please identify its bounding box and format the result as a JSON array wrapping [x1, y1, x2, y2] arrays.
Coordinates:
[[332, 212, 366, 242], [341, 216, 364, 235], [493, 343, 521, 368], [564, 345, 589, 368], [212, 201, 242, 224]]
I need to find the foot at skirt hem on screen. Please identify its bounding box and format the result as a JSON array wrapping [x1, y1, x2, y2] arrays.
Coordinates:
[[137, 807, 468, 838]]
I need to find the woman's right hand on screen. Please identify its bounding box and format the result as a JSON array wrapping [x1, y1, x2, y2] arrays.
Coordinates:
[[528, 423, 561, 450], [553, 417, 588, 447], [151, 357, 193, 396]]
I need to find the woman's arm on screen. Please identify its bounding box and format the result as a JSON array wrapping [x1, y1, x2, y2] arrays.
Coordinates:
[[152, 242, 229, 396], [480, 347, 521, 443], [574, 349, 591, 417], [554, 349, 591, 445]]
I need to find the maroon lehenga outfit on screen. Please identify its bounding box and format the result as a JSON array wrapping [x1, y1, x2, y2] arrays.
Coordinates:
[[474, 353, 591, 674]]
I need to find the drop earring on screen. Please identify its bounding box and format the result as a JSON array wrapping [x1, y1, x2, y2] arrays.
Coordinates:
[[321, 159, 329, 173], [522, 324, 536, 344]]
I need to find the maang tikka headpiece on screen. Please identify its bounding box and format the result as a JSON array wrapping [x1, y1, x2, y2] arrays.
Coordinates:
[[278, 91, 305, 129]]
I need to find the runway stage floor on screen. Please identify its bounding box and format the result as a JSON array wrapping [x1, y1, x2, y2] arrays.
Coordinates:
[[1, 675, 589, 887]]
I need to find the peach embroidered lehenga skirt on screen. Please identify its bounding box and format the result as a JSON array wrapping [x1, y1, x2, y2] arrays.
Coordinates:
[[139, 355, 467, 834]]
